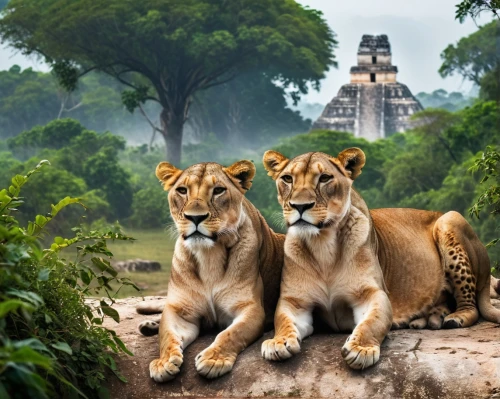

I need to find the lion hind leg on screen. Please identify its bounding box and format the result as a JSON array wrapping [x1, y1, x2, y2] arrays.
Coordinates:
[[427, 303, 451, 330], [434, 212, 479, 329]]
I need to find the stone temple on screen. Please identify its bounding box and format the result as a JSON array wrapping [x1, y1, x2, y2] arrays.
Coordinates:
[[312, 34, 423, 140]]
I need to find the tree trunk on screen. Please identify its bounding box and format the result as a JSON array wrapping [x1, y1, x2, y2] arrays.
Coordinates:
[[160, 108, 185, 166]]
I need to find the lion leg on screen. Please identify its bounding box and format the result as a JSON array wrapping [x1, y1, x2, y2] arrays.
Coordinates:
[[341, 288, 392, 370], [427, 303, 452, 330], [409, 317, 427, 329], [261, 297, 313, 362], [434, 212, 479, 329], [149, 304, 199, 383], [408, 302, 451, 330], [196, 301, 264, 379]]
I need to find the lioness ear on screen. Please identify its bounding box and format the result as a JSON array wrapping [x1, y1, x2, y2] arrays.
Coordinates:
[[336, 148, 366, 180], [224, 160, 256, 193], [263, 150, 289, 180], [155, 162, 183, 190]]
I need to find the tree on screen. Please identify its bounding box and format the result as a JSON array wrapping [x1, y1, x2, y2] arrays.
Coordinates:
[[455, 0, 500, 22], [439, 20, 499, 87], [186, 71, 311, 149], [0, 0, 336, 164], [7, 119, 134, 222], [0, 65, 60, 137], [411, 108, 462, 162]]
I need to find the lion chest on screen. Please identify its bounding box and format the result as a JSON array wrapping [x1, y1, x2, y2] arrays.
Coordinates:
[[190, 246, 239, 328], [303, 243, 363, 332]]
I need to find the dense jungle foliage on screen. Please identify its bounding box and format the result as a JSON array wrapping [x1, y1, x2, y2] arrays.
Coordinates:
[[0, 162, 139, 398]]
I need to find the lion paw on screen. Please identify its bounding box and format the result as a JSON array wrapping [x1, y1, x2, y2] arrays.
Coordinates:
[[195, 346, 236, 379], [138, 320, 159, 336], [341, 336, 380, 370], [261, 335, 301, 361], [149, 354, 183, 382]]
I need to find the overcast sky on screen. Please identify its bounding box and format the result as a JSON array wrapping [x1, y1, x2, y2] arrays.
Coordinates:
[[0, 0, 492, 105], [298, 0, 492, 104]]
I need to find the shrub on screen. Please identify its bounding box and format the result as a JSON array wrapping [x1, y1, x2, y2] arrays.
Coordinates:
[[0, 161, 139, 398], [469, 145, 500, 272]]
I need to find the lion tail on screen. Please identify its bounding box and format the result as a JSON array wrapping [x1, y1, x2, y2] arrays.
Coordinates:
[[136, 301, 164, 315], [478, 275, 500, 324]]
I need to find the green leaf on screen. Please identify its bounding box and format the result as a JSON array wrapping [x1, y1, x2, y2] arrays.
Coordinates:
[[51, 342, 73, 355], [91, 257, 118, 277], [8, 346, 53, 369], [109, 332, 133, 356], [0, 299, 35, 318], [100, 306, 120, 323], [38, 269, 50, 281], [80, 270, 91, 285]]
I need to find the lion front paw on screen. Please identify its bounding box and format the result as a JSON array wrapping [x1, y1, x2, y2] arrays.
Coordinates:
[[341, 336, 380, 370], [149, 354, 183, 382], [261, 335, 301, 361], [195, 346, 236, 379]]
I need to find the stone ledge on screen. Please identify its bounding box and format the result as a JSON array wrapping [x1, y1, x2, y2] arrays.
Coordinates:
[[105, 296, 500, 398]]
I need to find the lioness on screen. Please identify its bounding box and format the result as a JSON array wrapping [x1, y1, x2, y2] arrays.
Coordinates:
[[261, 148, 500, 370], [140, 160, 284, 382]]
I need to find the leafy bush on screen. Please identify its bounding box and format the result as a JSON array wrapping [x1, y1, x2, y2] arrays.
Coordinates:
[[0, 161, 139, 398], [469, 145, 500, 272], [3, 119, 133, 227]]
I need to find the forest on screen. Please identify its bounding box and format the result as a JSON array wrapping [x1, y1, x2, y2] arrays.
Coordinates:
[[0, 0, 499, 398]]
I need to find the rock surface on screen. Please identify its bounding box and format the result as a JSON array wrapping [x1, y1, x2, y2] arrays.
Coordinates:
[[105, 296, 500, 398]]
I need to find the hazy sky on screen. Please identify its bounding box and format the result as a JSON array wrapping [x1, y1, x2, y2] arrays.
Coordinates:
[[298, 0, 491, 104], [0, 0, 492, 105]]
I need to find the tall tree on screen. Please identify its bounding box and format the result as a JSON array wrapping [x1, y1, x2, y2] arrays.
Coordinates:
[[0, 0, 336, 164], [439, 20, 499, 87]]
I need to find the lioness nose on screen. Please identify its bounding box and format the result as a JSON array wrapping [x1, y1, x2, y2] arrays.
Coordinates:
[[185, 213, 209, 226], [290, 202, 315, 215]]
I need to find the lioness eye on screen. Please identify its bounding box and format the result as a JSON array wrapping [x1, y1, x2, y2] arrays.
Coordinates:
[[176, 187, 187, 195], [281, 175, 293, 183], [213, 187, 226, 195], [319, 174, 332, 183]]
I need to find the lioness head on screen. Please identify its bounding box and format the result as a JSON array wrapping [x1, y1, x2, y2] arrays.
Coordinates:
[[156, 160, 255, 249], [263, 148, 365, 237]]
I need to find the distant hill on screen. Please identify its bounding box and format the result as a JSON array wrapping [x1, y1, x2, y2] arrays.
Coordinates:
[[416, 89, 474, 111]]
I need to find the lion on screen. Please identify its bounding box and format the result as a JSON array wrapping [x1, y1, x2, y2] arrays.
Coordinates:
[[137, 160, 284, 382], [261, 148, 500, 370]]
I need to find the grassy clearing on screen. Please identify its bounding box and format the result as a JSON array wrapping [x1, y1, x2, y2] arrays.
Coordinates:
[[106, 228, 175, 298], [62, 228, 175, 298]]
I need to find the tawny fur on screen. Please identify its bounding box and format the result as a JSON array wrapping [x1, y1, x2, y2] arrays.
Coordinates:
[[141, 161, 284, 382], [261, 149, 500, 371]]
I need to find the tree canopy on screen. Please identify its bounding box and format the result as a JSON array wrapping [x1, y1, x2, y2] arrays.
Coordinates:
[[439, 20, 499, 86], [0, 0, 337, 164]]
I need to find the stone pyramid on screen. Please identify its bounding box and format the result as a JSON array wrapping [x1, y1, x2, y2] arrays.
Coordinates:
[[312, 34, 423, 140]]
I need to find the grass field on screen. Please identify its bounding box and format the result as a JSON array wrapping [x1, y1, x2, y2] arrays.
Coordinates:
[[106, 228, 176, 298], [62, 228, 176, 298]]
